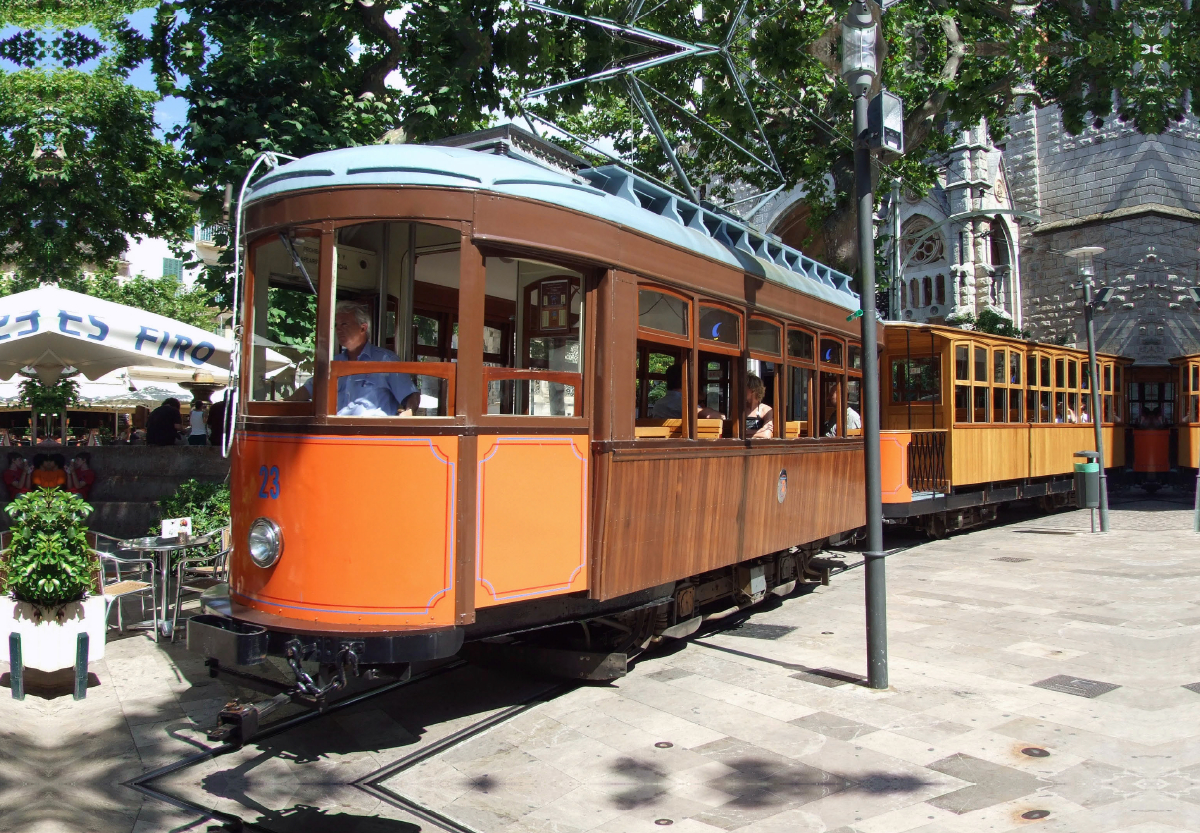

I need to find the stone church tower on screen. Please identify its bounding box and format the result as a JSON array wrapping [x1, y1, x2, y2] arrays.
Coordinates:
[[1004, 107, 1200, 364]]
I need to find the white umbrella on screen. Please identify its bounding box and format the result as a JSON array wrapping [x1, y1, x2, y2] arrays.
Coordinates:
[[0, 285, 287, 384]]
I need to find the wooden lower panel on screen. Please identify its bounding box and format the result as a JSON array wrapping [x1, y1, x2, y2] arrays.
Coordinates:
[[1030, 425, 1100, 478], [1179, 426, 1200, 469], [949, 426, 1029, 486], [1104, 426, 1125, 468], [594, 446, 864, 600], [880, 431, 912, 503], [475, 435, 588, 606], [1132, 429, 1171, 473]]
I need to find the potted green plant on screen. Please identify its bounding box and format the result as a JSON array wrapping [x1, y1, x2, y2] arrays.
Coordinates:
[[1, 489, 105, 671]]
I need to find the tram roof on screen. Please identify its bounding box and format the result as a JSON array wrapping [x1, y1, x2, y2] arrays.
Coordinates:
[[245, 144, 860, 312]]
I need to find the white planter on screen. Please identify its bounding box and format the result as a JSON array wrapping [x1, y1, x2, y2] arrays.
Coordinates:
[[1, 595, 107, 672]]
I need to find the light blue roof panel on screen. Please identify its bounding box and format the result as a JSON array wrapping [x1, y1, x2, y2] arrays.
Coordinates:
[[245, 145, 859, 311]]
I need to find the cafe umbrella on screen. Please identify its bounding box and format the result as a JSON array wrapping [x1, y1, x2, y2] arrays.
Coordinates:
[[0, 285, 287, 384]]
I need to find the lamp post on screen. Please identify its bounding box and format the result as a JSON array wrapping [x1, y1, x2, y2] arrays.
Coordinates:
[[842, 0, 887, 690], [1192, 249, 1200, 533], [1066, 246, 1110, 532]]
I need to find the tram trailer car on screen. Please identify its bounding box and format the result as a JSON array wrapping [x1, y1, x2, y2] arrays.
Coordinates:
[[878, 323, 1130, 537], [1121, 354, 1200, 491], [190, 127, 874, 696]]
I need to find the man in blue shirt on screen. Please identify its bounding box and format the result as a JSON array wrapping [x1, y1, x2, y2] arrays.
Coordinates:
[[295, 302, 420, 416]]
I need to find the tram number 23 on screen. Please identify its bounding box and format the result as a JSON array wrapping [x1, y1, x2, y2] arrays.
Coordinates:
[[258, 465, 281, 500]]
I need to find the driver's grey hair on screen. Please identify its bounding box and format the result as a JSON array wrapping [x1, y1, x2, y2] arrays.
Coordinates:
[[335, 301, 371, 338]]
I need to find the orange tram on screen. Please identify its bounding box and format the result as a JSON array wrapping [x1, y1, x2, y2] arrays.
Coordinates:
[[189, 127, 1129, 706]]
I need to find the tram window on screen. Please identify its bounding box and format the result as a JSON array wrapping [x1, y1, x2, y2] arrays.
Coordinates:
[[890, 357, 941, 402], [1010, 352, 1021, 385], [1068, 360, 1078, 389], [1009, 388, 1022, 423], [1055, 359, 1065, 389], [746, 358, 778, 439], [819, 374, 843, 436], [992, 387, 1006, 422], [639, 290, 688, 336], [993, 350, 1005, 384], [637, 348, 683, 419], [1040, 357, 1051, 389], [699, 306, 740, 348], [1103, 364, 1112, 392], [699, 352, 733, 427], [973, 386, 988, 422], [1081, 364, 1090, 390], [848, 344, 863, 371], [974, 347, 987, 382], [787, 366, 811, 437], [955, 346, 969, 381], [1054, 392, 1065, 422], [486, 259, 584, 417], [248, 232, 320, 402], [1027, 390, 1039, 423], [820, 339, 843, 367], [1068, 392, 1079, 421], [1027, 355, 1037, 387], [1193, 366, 1199, 391], [1189, 395, 1199, 423], [1104, 395, 1114, 423], [846, 379, 862, 435], [1040, 391, 1051, 422], [748, 320, 781, 356], [955, 385, 971, 423], [788, 329, 814, 361]]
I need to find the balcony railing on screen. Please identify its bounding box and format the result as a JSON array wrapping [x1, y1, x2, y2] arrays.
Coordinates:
[[194, 224, 230, 246]]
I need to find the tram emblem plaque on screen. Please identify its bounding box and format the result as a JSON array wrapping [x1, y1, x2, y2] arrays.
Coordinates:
[[777, 469, 788, 504]]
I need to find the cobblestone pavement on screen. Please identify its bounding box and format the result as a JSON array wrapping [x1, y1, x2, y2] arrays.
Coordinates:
[[1, 497, 1197, 832]]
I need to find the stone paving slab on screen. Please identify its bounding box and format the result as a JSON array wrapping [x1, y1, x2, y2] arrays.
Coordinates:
[[1, 498, 1198, 831]]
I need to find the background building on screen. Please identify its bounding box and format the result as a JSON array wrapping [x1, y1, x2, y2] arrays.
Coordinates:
[[1005, 107, 1200, 363]]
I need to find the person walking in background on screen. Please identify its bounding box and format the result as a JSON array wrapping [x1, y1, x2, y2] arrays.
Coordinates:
[[146, 398, 183, 446], [207, 398, 227, 448], [188, 401, 209, 446]]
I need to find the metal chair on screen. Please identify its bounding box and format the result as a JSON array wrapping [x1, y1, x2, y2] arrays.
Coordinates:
[[170, 526, 232, 641], [97, 551, 157, 633]]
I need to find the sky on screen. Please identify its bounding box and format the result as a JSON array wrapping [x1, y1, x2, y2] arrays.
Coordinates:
[[0, 7, 189, 140]]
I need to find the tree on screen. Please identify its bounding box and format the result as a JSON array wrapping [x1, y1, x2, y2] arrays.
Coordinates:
[[153, 0, 1184, 292], [0, 1, 196, 284], [946, 307, 1030, 340]]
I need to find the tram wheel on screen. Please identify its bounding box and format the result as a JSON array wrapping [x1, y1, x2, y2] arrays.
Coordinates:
[[927, 513, 949, 540]]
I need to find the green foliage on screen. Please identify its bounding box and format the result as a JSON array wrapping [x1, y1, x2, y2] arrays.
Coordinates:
[[17, 376, 79, 413], [947, 307, 1031, 340], [158, 478, 230, 538], [3, 488, 97, 608]]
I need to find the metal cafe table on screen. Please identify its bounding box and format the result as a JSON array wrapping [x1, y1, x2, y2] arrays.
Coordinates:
[[117, 532, 217, 641]]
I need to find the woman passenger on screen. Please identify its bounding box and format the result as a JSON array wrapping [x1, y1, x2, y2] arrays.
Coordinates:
[[744, 374, 774, 439]]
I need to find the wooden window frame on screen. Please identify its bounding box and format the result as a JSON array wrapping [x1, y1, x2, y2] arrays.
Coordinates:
[[747, 315, 784, 441], [819, 334, 846, 370], [784, 326, 816, 438], [636, 284, 692, 349], [786, 326, 817, 366], [696, 300, 744, 358]]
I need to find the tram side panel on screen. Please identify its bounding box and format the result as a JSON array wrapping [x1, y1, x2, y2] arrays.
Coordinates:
[[231, 432, 460, 626], [590, 444, 864, 601]]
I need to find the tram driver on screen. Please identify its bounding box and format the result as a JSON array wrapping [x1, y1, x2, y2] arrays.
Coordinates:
[[291, 301, 421, 417]]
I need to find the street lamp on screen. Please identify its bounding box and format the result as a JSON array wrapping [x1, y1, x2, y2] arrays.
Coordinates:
[[1065, 246, 1110, 532], [842, 0, 887, 690]]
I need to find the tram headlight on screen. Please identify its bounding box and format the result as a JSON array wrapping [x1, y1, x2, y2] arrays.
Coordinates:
[[247, 518, 283, 568]]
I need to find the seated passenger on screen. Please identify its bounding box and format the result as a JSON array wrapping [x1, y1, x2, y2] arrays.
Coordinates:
[[1078, 401, 1092, 423], [293, 301, 421, 416], [744, 374, 774, 439], [31, 454, 66, 490], [651, 363, 724, 419], [1065, 407, 1078, 424], [3, 453, 30, 500], [66, 452, 95, 500]]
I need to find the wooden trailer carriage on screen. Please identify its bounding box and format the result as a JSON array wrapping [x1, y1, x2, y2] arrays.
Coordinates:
[[201, 127, 874, 675], [878, 323, 1130, 531]]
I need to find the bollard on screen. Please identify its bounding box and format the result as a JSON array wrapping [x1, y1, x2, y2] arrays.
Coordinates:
[[9, 633, 23, 700], [74, 632, 89, 701]]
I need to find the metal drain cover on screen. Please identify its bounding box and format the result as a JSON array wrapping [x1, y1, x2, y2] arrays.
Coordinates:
[[728, 623, 797, 640], [1032, 675, 1120, 698], [993, 557, 1032, 563]]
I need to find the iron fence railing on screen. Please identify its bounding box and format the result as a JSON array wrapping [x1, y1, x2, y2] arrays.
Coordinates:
[[907, 430, 947, 493], [194, 224, 230, 245]]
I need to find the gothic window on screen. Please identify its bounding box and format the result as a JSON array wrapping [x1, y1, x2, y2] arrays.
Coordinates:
[[936, 275, 946, 305], [910, 278, 920, 307], [923, 277, 933, 307], [901, 216, 945, 266], [900, 281, 908, 309]]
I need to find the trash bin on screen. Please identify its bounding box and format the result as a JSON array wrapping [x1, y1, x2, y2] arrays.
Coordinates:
[[1074, 460, 1100, 509]]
